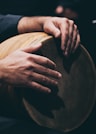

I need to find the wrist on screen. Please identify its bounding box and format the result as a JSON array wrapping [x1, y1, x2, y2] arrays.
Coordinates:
[[17, 16, 52, 34], [17, 17, 29, 34]]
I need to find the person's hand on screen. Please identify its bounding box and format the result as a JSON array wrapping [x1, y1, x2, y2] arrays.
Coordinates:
[[18, 16, 80, 57], [0, 43, 62, 94], [43, 17, 80, 57]]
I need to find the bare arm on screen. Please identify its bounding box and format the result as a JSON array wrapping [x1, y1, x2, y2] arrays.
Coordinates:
[[18, 16, 80, 57]]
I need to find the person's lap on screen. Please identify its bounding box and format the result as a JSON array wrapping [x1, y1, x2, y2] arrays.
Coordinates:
[[0, 116, 64, 134], [0, 105, 96, 134]]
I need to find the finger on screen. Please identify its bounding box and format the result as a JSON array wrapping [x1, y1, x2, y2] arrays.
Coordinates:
[[29, 81, 51, 93], [29, 72, 59, 88], [59, 18, 69, 51], [30, 63, 62, 79], [72, 33, 80, 53], [44, 20, 61, 38], [64, 20, 74, 56], [21, 43, 43, 53], [29, 54, 56, 69], [70, 24, 78, 52]]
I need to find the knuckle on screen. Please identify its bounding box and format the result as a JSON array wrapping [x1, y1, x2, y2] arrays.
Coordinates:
[[24, 61, 30, 69], [70, 20, 74, 25], [26, 62, 35, 71], [45, 57, 50, 65], [55, 31, 61, 38], [63, 18, 69, 23], [44, 25, 49, 32], [26, 61, 31, 67], [42, 76, 47, 83]]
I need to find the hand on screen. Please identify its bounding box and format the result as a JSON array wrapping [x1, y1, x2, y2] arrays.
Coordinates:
[[0, 43, 62, 94], [43, 17, 80, 57], [18, 16, 80, 57]]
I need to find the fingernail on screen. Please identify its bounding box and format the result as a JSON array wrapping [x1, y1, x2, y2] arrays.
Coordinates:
[[55, 81, 58, 85], [65, 51, 68, 56], [58, 72, 62, 78], [61, 45, 65, 51], [47, 89, 51, 93]]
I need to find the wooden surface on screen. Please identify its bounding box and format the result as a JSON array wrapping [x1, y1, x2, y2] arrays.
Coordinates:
[[0, 32, 53, 59], [0, 32, 96, 132]]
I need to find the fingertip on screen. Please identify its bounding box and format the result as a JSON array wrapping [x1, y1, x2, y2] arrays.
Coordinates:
[[61, 44, 65, 51], [54, 30, 61, 38], [47, 89, 51, 93], [64, 51, 69, 57]]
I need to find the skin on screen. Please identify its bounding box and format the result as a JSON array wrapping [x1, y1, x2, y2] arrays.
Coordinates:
[[0, 43, 61, 94], [0, 16, 80, 94], [18, 16, 80, 56]]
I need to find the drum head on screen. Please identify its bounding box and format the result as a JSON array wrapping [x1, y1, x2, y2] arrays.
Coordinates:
[[0, 32, 95, 132], [22, 34, 96, 132]]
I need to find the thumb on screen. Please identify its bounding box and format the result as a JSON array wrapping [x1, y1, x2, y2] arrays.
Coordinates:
[[45, 22, 61, 38], [21, 43, 42, 53]]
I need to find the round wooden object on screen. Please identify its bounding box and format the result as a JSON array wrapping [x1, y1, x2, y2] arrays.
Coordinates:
[[0, 32, 96, 132]]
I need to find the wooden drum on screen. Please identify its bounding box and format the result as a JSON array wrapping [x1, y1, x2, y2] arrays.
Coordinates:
[[0, 32, 96, 132]]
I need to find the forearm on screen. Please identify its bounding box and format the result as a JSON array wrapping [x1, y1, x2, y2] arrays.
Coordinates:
[[17, 16, 52, 34]]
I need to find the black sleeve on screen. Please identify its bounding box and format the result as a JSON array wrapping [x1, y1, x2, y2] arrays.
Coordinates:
[[0, 14, 23, 42]]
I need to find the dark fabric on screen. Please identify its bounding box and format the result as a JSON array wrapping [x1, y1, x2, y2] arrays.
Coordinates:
[[0, 0, 58, 16], [56, 0, 81, 12], [0, 14, 22, 42], [0, 0, 58, 42], [0, 105, 96, 134], [0, 116, 65, 134]]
